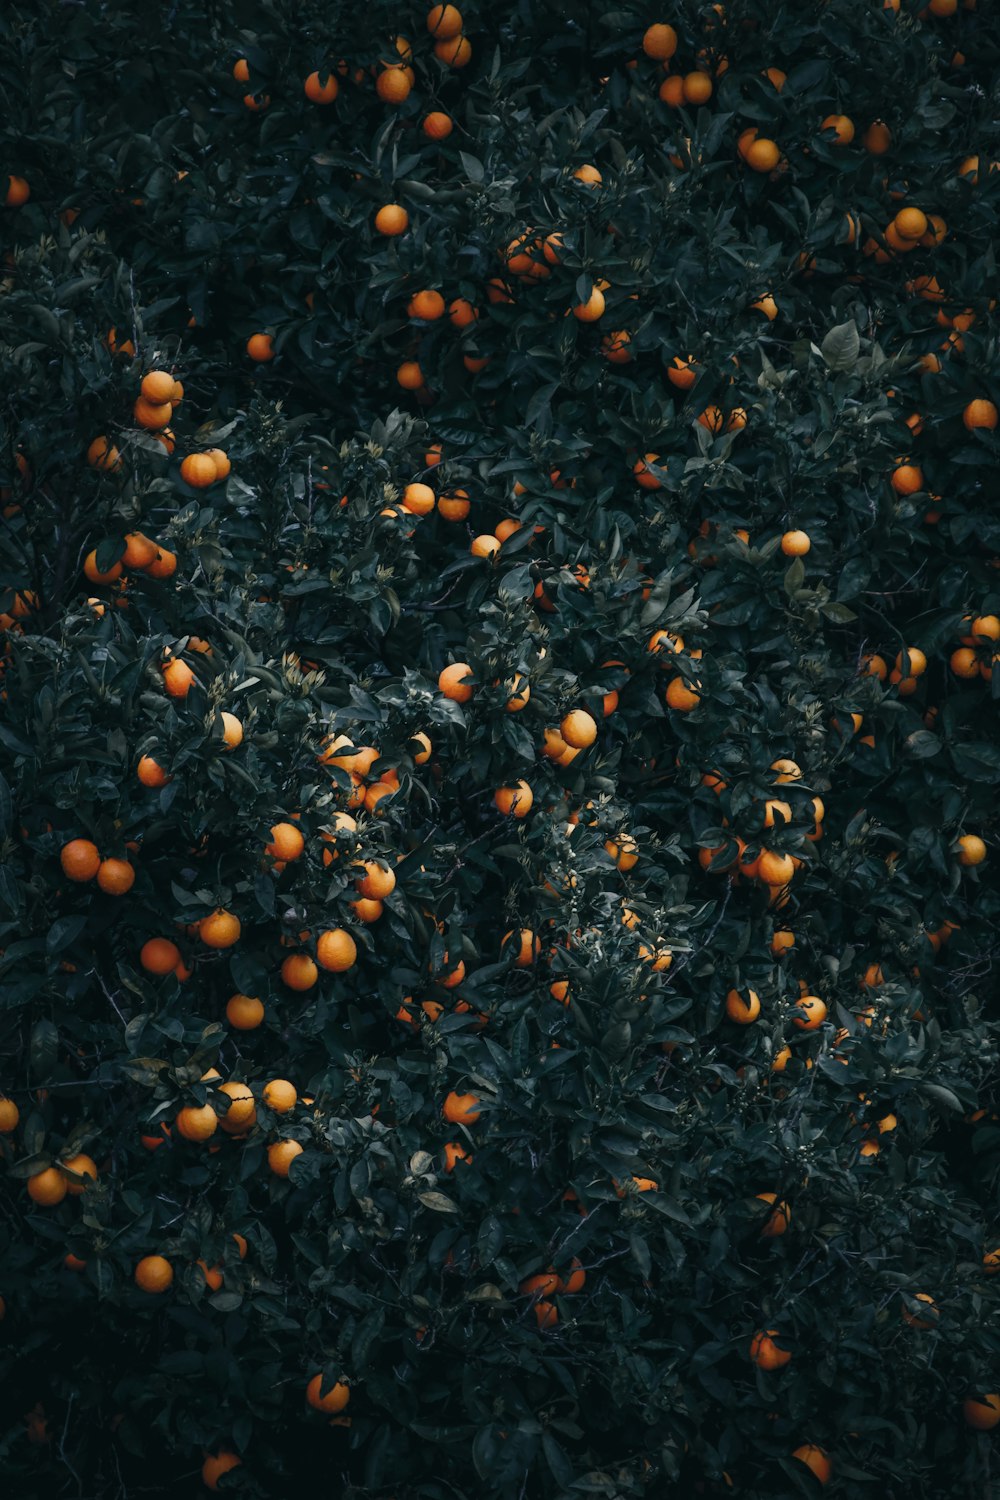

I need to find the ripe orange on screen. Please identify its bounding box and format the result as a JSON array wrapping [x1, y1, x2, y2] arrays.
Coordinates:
[[758, 849, 794, 885], [135, 1255, 173, 1293], [60, 838, 100, 882], [87, 435, 122, 472], [122, 532, 158, 569], [179, 453, 218, 488], [964, 1394, 1000, 1430], [304, 71, 339, 104], [0, 1097, 19, 1133], [572, 286, 605, 322], [757, 1192, 790, 1237], [268, 1140, 304, 1177], [217, 1081, 256, 1133], [247, 333, 275, 362], [781, 530, 811, 556], [266, 822, 305, 861], [442, 1090, 482, 1124], [140, 370, 175, 404], [725, 988, 760, 1024], [572, 163, 602, 186], [376, 66, 411, 103], [96, 857, 136, 895], [666, 677, 701, 712], [957, 834, 986, 866], [140, 937, 182, 975], [964, 399, 998, 431], [746, 138, 780, 172], [219, 711, 243, 748], [161, 658, 194, 697], [407, 290, 445, 322], [200, 909, 241, 948], [403, 481, 436, 515], [5, 174, 30, 206], [355, 860, 396, 900], [306, 1374, 351, 1412], [423, 111, 454, 140], [439, 662, 475, 701], [502, 928, 539, 966], [27, 1167, 68, 1206], [202, 1451, 242, 1491], [316, 928, 358, 971], [444, 1141, 471, 1171], [495, 780, 533, 818], [204, 448, 231, 479], [793, 995, 828, 1030], [749, 1329, 792, 1369], [226, 993, 264, 1030], [560, 709, 597, 748], [176, 1103, 217, 1141], [281, 953, 318, 990], [375, 203, 409, 236], [263, 1079, 297, 1114], [427, 3, 462, 36], [435, 35, 472, 66], [397, 361, 424, 390], [683, 71, 713, 104], [642, 23, 678, 58], [232, 58, 250, 82], [820, 114, 854, 145], [792, 1445, 831, 1484]]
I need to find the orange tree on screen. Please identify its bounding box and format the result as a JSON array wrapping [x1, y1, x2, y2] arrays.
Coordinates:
[[1, 0, 1000, 1494]]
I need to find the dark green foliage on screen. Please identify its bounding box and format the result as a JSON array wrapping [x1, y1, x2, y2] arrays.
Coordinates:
[[0, 1, 999, 1496]]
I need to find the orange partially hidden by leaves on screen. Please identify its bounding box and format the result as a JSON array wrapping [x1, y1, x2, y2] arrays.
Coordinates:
[[749, 1329, 792, 1369], [304, 71, 338, 104], [306, 1374, 350, 1413], [247, 333, 275, 362], [442, 1090, 482, 1124], [757, 1192, 790, 1237], [267, 1140, 303, 1177], [791, 1445, 831, 1484], [439, 661, 474, 701], [964, 1394, 1000, 1430], [202, 1450, 242, 1491]]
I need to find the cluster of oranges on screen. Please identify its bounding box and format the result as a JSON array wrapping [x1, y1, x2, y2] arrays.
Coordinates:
[[233, 4, 471, 120]]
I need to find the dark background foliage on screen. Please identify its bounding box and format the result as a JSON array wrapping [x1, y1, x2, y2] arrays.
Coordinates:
[[1, 0, 999, 1495]]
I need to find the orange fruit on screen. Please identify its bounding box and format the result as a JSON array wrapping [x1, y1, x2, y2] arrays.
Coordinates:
[[27, 1167, 68, 1206], [793, 995, 828, 1030], [202, 1452, 242, 1491], [423, 111, 454, 140], [263, 1079, 297, 1114], [5, 174, 30, 206], [791, 1446, 831, 1484], [140, 370, 175, 404], [246, 333, 275, 362], [745, 138, 780, 172], [407, 290, 445, 322], [232, 58, 250, 82], [572, 163, 602, 186], [199, 909, 241, 948], [161, 658, 194, 698], [964, 1395, 1000, 1430], [439, 662, 474, 701], [0, 1097, 19, 1133], [494, 780, 533, 818], [306, 1374, 350, 1412], [217, 1081, 256, 1133], [820, 114, 854, 145], [957, 834, 986, 866], [179, 453, 219, 488], [442, 1090, 482, 1124], [195, 1257, 224, 1291], [666, 677, 701, 711], [964, 399, 998, 431], [176, 1103, 218, 1141], [642, 23, 678, 58], [86, 435, 122, 472], [281, 953, 318, 990], [226, 994, 264, 1030], [60, 838, 100, 882], [560, 709, 597, 748], [220, 712, 244, 748], [140, 937, 181, 974], [434, 35, 472, 66], [266, 821, 305, 862], [316, 928, 358, 971], [134, 1255, 173, 1293], [397, 360, 424, 390], [901, 1292, 938, 1330], [757, 1191, 790, 1237], [781, 530, 810, 556], [204, 448, 231, 479], [122, 532, 158, 569], [749, 1329, 792, 1369], [376, 65, 411, 103], [375, 203, 409, 236], [267, 1140, 304, 1178], [725, 988, 761, 1024], [502, 928, 539, 966], [355, 860, 396, 900], [304, 71, 339, 104], [96, 857, 136, 895], [683, 71, 713, 104]]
